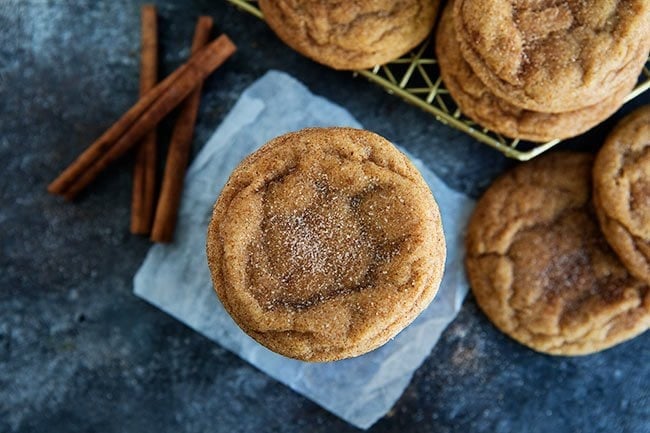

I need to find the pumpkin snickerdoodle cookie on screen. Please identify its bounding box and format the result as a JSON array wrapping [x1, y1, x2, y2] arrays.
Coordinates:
[[453, 0, 650, 113], [594, 106, 650, 284], [206, 127, 446, 362], [466, 152, 650, 355], [435, 1, 636, 142], [259, 0, 439, 70]]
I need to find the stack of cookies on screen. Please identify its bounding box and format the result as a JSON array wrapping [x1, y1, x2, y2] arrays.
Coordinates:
[[207, 128, 447, 362], [465, 106, 650, 356], [437, 0, 650, 142]]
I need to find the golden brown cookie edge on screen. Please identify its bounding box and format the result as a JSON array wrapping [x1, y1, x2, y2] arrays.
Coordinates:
[[207, 127, 446, 361]]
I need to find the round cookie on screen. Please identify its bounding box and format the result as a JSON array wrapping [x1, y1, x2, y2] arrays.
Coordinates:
[[594, 106, 650, 284], [207, 127, 446, 362], [435, 2, 636, 142], [466, 152, 650, 355], [453, 0, 650, 113], [259, 0, 439, 70]]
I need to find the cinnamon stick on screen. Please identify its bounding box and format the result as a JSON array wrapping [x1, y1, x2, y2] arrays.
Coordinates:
[[131, 4, 159, 235], [48, 35, 237, 200], [47, 63, 187, 196], [150, 16, 214, 243]]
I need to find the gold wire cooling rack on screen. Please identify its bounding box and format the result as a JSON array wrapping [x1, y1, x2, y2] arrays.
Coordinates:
[[226, 0, 650, 160]]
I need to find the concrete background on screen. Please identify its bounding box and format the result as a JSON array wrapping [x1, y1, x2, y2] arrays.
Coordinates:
[[0, 1, 648, 432]]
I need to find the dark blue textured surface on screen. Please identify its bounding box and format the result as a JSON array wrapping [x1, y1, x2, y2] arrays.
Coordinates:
[[0, 1, 648, 432]]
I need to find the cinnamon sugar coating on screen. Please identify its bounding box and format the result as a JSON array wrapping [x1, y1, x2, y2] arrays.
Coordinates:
[[466, 152, 649, 355], [453, 0, 650, 113], [436, 1, 637, 142], [207, 128, 446, 361], [259, 0, 439, 70]]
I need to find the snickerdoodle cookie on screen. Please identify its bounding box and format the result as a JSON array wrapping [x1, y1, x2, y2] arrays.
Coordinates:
[[466, 152, 649, 355], [594, 106, 650, 284], [436, 1, 636, 142], [207, 127, 446, 362], [259, 0, 439, 70], [453, 0, 650, 113]]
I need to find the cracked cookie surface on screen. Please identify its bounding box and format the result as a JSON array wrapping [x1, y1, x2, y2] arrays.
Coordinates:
[[453, 0, 650, 113], [466, 152, 650, 355], [594, 106, 650, 284], [259, 0, 439, 70], [436, 1, 636, 142], [206, 128, 446, 361]]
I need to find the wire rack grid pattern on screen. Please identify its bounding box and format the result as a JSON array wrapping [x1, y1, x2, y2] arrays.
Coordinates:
[[226, 0, 650, 160]]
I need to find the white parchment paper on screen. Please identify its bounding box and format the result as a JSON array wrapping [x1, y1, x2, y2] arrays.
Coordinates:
[[134, 70, 474, 429]]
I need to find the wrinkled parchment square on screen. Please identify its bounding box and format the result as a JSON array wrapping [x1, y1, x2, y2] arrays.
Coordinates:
[[134, 71, 474, 429]]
